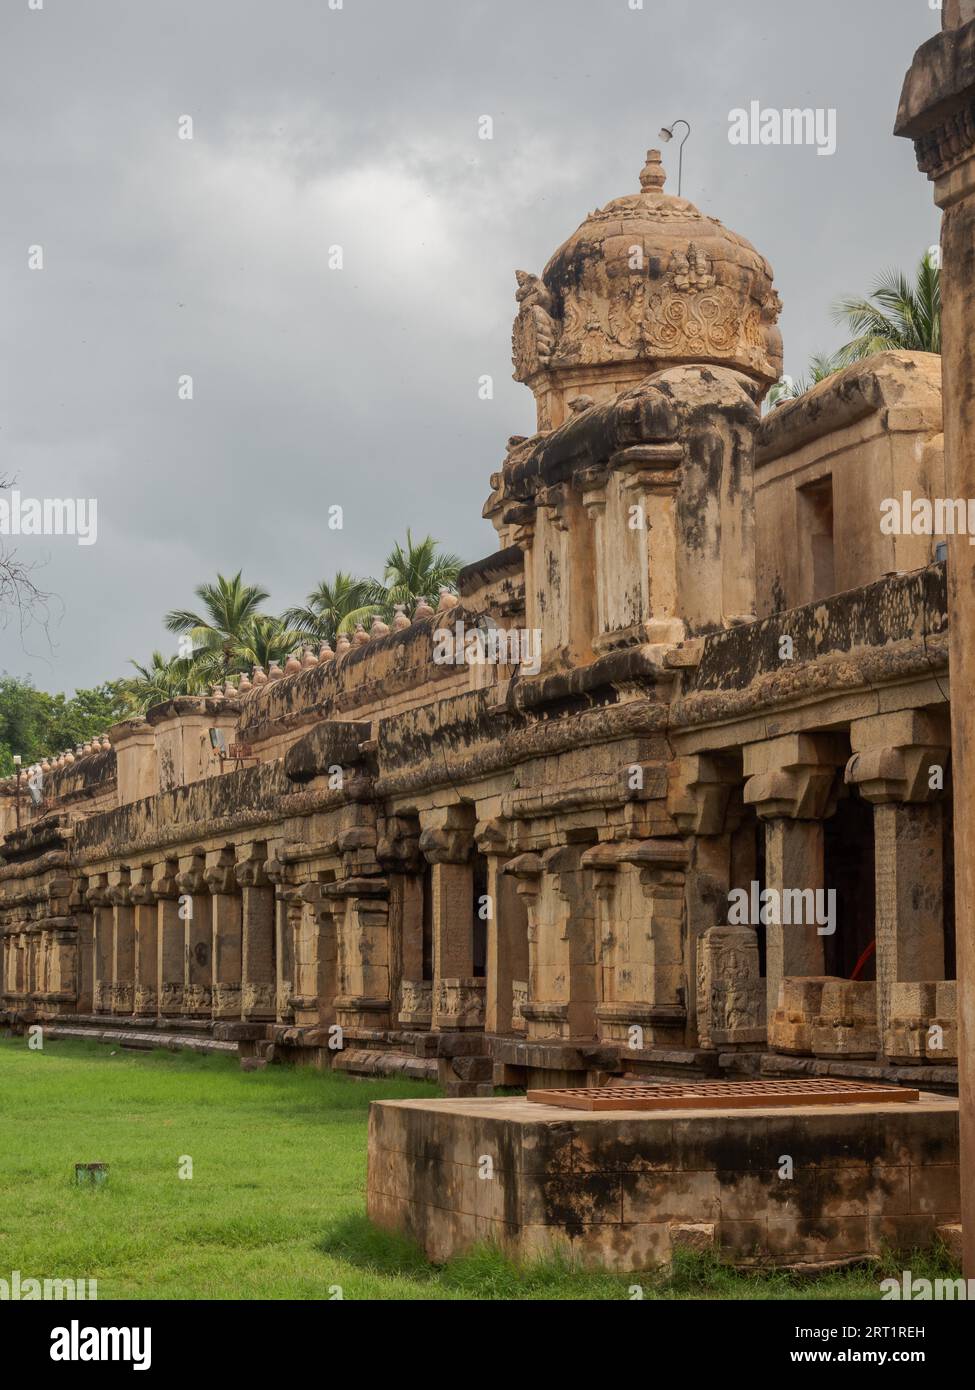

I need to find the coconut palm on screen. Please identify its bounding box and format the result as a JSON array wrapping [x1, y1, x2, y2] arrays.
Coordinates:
[[231, 615, 307, 671], [366, 530, 463, 619], [767, 352, 845, 408], [124, 651, 205, 712], [164, 571, 270, 675], [832, 251, 941, 363], [281, 572, 377, 644]]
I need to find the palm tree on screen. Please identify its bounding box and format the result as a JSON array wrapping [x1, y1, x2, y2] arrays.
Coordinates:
[[231, 615, 307, 670], [767, 352, 845, 408], [281, 572, 377, 644], [164, 571, 270, 675], [832, 251, 941, 363], [366, 530, 463, 619], [124, 651, 205, 712]]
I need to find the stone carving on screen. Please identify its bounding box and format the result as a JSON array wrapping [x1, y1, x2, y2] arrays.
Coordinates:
[[434, 978, 485, 1030], [511, 270, 558, 380], [133, 985, 157, 1015], [241, 981, 276, 1018], [511, 980, 528, 1032], [398, 979, 433, 1027], [669, 244, 716, 292], [696, 925, 765, 1049]]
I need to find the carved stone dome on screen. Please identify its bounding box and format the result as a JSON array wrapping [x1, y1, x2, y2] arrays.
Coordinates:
[[512, 150, 783, 430]]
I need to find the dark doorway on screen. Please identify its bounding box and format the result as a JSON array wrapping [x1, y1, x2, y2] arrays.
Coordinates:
[[824, 793, 876, 978]]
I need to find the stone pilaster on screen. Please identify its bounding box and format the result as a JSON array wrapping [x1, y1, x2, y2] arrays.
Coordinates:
[[744, 733, 847, 1020], [106, 868, 135, 1015], [476, 818, 525, 1036], [265, 852, 294, 1023], [235, 845, 276, 1021], [847, 710, 951, 1048], [130, 866, 159, 1016], [177, 852, 211, 1017], [420, 808, 479, 1032], [85, 874, 112, 1014], [205, 849, 242, 1020], [151, 861, 182, 1016]]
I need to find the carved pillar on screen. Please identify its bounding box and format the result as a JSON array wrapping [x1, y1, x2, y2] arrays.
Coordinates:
[[70, 880, 94, 1014], [265, 853, 294, 1023], [502, 844, 595, 1041], [420, 808, 482, 1032], [330, 878, 391, 1032], [395, 873, 429, 1028], [744, 734, 847, 1021], [289, 879, 339, 1027], [106, 868, 135, 1015], [582, 444, 686, 652], [151, 861, 182, 1016], [897, 4, 975, 1276], [236, 846, 276, 1021], [847, 710, 951, 1046], [529, 484, 597, 670], [476, 819, 525, 1036], [177, 852, 211, 1017], [85, 874, 111, 1014], [130, 866, 158, 1016], [669, 753, 748, 1046], [205, 848, 242, 1019]]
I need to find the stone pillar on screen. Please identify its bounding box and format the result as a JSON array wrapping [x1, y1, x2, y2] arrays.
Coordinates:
[[106, 868, 135, 1015], [152, 862, 182, 1016], [332, 882, 392, 1032], [291, 880, 336, 1027], [266, 852, 294, 1024], [846, 710, 951, 1044], [85, 874, 111, 1014], [395, 872, 430, 1028], [71, 880, 94, 1015], [130, 866, 159, 1016], [483, 851, 525, 1036], [205, 849, 242, 1019], [419, 808, 481, 1033], [236, 846, 276, 1021], [177, 853, 211, 1017], [669, 754, 748, 1047], [897, 5, 975, 1276], [744, 734, 847, 1020]]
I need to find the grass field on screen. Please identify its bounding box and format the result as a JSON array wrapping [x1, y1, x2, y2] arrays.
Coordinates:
[[0, 1036, 956, 1300]]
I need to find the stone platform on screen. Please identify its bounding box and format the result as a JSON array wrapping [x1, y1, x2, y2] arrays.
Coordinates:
[[367, 1092, 960, 1271]]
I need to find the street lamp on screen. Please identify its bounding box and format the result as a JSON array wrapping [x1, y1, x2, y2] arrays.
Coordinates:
[[12, 754, 21, 830], [659, 119, 691, 197]]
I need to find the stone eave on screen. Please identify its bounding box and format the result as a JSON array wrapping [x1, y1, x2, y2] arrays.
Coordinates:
[[756, 352, 942, 466]]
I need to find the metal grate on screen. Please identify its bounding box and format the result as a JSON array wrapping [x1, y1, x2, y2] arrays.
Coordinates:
[[526, 1078, 920, 1112]]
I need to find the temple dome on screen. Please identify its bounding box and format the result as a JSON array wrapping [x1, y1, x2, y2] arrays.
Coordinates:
[[512, 150, 783, 429]]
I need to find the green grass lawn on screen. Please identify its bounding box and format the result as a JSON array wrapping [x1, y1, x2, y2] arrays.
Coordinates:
[[0, 1036, 955, 1300]]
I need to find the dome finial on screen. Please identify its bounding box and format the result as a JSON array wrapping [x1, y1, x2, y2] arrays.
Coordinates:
[[639, 148, 666, 193]]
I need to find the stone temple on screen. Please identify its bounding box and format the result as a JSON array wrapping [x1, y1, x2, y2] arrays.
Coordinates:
[[0, 145, 962, 1269]]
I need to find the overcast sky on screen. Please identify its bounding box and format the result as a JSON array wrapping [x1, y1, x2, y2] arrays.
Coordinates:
[[0, 0, 942, 694]]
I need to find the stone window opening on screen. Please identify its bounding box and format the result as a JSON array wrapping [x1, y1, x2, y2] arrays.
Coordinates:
[[797, 474, 835, 604]]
